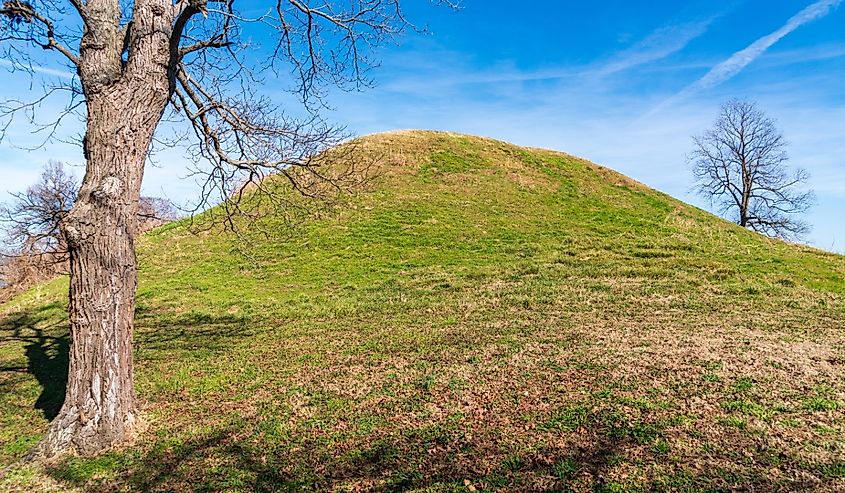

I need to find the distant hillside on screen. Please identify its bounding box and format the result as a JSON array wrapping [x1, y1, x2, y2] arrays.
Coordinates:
[[1, 131, 843, 492]]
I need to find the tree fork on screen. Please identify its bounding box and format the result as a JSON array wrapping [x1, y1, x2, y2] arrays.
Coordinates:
[[2, 0, 445, 461], [28, 0, 175, 457]]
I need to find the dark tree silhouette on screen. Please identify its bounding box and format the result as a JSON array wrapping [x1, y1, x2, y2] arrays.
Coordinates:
[[690, 99, 814, 240]]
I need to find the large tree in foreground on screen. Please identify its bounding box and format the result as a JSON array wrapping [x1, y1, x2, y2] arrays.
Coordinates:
[[690, 99, 814, 240], [0, 0, 451, 458]]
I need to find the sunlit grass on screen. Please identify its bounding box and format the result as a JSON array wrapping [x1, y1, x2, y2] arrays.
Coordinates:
[[1, 131, 843, 492]]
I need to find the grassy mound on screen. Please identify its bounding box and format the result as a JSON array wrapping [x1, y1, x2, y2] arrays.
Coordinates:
[[1, 131, 843, 492]]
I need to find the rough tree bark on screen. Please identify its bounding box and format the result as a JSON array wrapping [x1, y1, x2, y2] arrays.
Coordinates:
[[31, 0, 174, 457], [1, 0, 453, 459]]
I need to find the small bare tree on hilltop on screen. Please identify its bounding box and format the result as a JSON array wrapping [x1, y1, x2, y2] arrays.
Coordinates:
[[690, 99, 814, 240], [1, 0, 455, 458]]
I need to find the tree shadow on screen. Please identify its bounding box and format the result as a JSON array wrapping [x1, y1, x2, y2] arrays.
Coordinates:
[[48, 424, 630, 492], [0, 301, 252, 425], [0, 302, 69, 420], [134, 309, 255, 354], [43, 408, 839, 492]]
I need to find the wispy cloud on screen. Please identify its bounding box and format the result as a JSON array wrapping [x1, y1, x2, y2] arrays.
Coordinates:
[[375, 10, 727, 94], [596, 17, 718, 76], [693, 0, 840, 89], [0, 59, 75, 80], [649, 0, 842, 115]]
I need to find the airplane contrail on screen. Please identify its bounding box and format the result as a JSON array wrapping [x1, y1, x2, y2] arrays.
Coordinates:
[[645, 0, 841, 117], [690, 0, 841, 91]]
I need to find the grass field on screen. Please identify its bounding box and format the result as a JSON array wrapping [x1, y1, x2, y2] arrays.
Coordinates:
[[1, 131, 843, 492]]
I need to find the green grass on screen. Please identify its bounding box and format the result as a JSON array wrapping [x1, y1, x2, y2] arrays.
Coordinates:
[[1, 130, 844, 492]]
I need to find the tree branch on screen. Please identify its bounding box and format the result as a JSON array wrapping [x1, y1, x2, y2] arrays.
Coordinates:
[[1, 0, 79, 65]]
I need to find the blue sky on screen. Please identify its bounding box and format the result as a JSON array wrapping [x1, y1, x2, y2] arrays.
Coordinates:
[[1, 0, 844, 251]]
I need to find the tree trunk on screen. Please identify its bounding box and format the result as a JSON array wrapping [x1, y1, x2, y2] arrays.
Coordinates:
[[29, 0, 174, 458], [739, 157, 750, 228], [30, 96, 153, 458]]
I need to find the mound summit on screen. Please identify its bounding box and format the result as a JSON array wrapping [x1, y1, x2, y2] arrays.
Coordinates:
[[2, 131, 843, 491]]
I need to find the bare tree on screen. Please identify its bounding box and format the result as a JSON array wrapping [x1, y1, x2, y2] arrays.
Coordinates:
[[0, 161, 75, 301], [0, 161, 176, 292], [690, 99, 814, 240], [137, 196, 178, 232], [1, 0, 454, 458], [0, 160, 76, 261]]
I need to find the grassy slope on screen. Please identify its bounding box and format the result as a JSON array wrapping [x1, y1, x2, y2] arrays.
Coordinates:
[[1, 131, 844, 492]]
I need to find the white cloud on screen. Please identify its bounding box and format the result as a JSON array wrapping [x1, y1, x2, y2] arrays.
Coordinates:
[[696, 0, 840, 87], [649, 0, 842, 115], [596, 17, 717, 76], [0, 59, 75, 80], [374, 12, 723, 93]]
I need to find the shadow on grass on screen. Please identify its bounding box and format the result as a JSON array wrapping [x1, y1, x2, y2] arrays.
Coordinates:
[[0, 302, 251, 425], [47, 424, 634, 492], [43, 412, 841, 492], [135, 309, 254, 353], [0, 302, 69, 420]]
